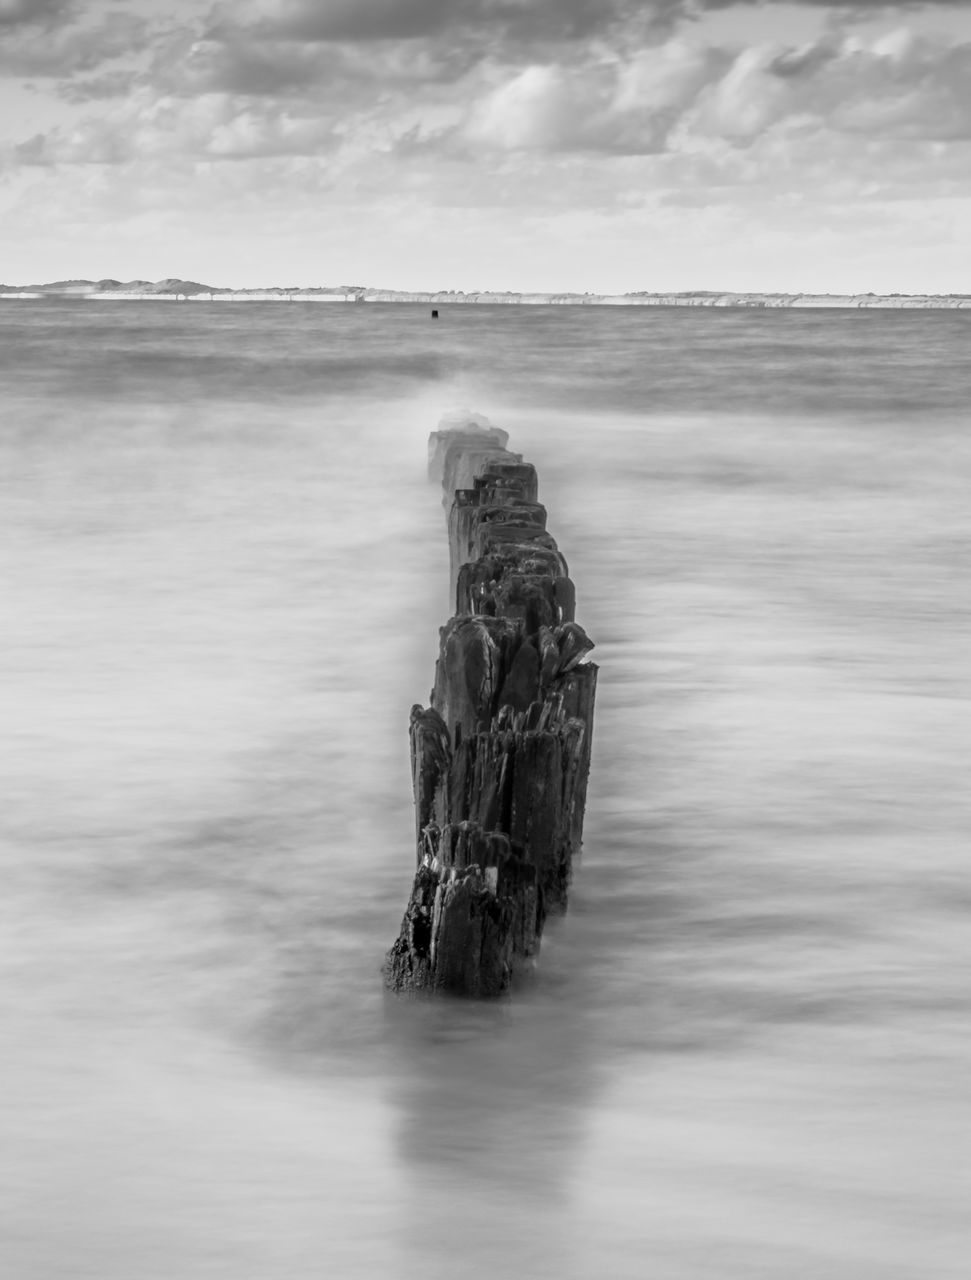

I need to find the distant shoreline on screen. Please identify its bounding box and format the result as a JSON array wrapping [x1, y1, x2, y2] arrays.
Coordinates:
[[2, 280, 969, 309]]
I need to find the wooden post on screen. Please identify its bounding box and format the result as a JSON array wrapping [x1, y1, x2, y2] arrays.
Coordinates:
[[385, 418, 597, 996]]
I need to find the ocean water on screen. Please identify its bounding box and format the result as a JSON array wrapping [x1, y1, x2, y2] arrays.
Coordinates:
[[2, 300, 969, 1278]]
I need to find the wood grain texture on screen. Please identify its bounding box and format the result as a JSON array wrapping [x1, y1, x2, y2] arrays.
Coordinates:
[[385, 419, 597, 996]]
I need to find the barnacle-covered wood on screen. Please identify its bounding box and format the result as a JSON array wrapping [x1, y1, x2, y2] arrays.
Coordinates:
[[386, 418, 597, 997]]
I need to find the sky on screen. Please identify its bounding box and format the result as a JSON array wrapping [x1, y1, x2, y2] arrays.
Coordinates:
[[1, 0, 970, 292]]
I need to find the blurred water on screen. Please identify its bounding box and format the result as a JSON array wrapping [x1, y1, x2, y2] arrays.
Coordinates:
[[2, 300, 969, 1278]]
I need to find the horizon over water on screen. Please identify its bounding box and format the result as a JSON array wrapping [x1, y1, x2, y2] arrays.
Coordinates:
[[2, 300, 969, 1278]]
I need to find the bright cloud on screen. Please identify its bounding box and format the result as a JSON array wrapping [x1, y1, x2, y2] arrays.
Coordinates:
[[466, 44, 726, 153]]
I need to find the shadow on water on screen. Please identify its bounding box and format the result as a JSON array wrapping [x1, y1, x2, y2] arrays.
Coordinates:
[[379, 982, 598, 1200]]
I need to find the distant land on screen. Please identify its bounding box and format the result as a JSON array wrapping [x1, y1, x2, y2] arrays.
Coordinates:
[[1, 278, 969, 308]]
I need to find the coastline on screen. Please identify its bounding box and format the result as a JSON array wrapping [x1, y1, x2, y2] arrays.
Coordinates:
[[2, 282, 969, 308]]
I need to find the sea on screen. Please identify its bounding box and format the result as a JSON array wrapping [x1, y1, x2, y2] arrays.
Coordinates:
[[2, 299, 968, 1279]]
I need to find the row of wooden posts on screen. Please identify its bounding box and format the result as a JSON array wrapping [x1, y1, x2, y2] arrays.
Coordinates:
[[384, 419, 597, 997]]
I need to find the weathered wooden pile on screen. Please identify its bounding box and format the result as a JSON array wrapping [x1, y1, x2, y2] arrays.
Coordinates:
[[384, 419, 597, 996]]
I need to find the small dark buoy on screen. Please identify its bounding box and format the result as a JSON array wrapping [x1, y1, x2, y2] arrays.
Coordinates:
[[431, 309, 439, 318]]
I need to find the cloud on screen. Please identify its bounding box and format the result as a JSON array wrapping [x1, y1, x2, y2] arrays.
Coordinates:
[[686, 45, 794, 142], [13, 91, 341, 165], [3, 0, 969, 298], [747, 0, 969, 5], [456, 22, 971, 162], [768, 38, 841, 80], [726, 29, 971, 144], [0, 0, 72, 28], [57, 69, 143, 103], [466, 43, 725, 154], [825, 34, 971, 141], [222, 0, 456, 42], [208, 0, 971, 51], [214, 0, 645, 44], [0, 10, 151, 76], [173, 35, 342, 96], [5, 2, 971, 191]]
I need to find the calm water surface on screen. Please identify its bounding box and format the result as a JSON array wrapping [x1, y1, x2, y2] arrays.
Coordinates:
[[2, 301, 969, 1278]]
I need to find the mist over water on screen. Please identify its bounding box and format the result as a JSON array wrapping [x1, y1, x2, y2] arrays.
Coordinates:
[[2, 301, 969, 1278]]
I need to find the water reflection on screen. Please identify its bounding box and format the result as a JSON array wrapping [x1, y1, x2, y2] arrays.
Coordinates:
[[382, 956, 601, 1199]]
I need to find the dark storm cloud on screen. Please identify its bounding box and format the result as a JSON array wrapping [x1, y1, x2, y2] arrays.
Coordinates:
[[0, 10, 149, 76], [180, 36, 342, 96], [144, 26, 478, 102], [213, 0, 655, 45], [777, 0, 969, 5], [192, 0, 680, 98], [768, 39, 841, 78], [698, 0, 968, 7], [216, 0, 971, 48], [193, 0, 971, 102], [0, 0, 72, 27]]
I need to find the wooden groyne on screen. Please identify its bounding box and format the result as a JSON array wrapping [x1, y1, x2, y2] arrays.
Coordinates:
[[385, 419, 597, 997]]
